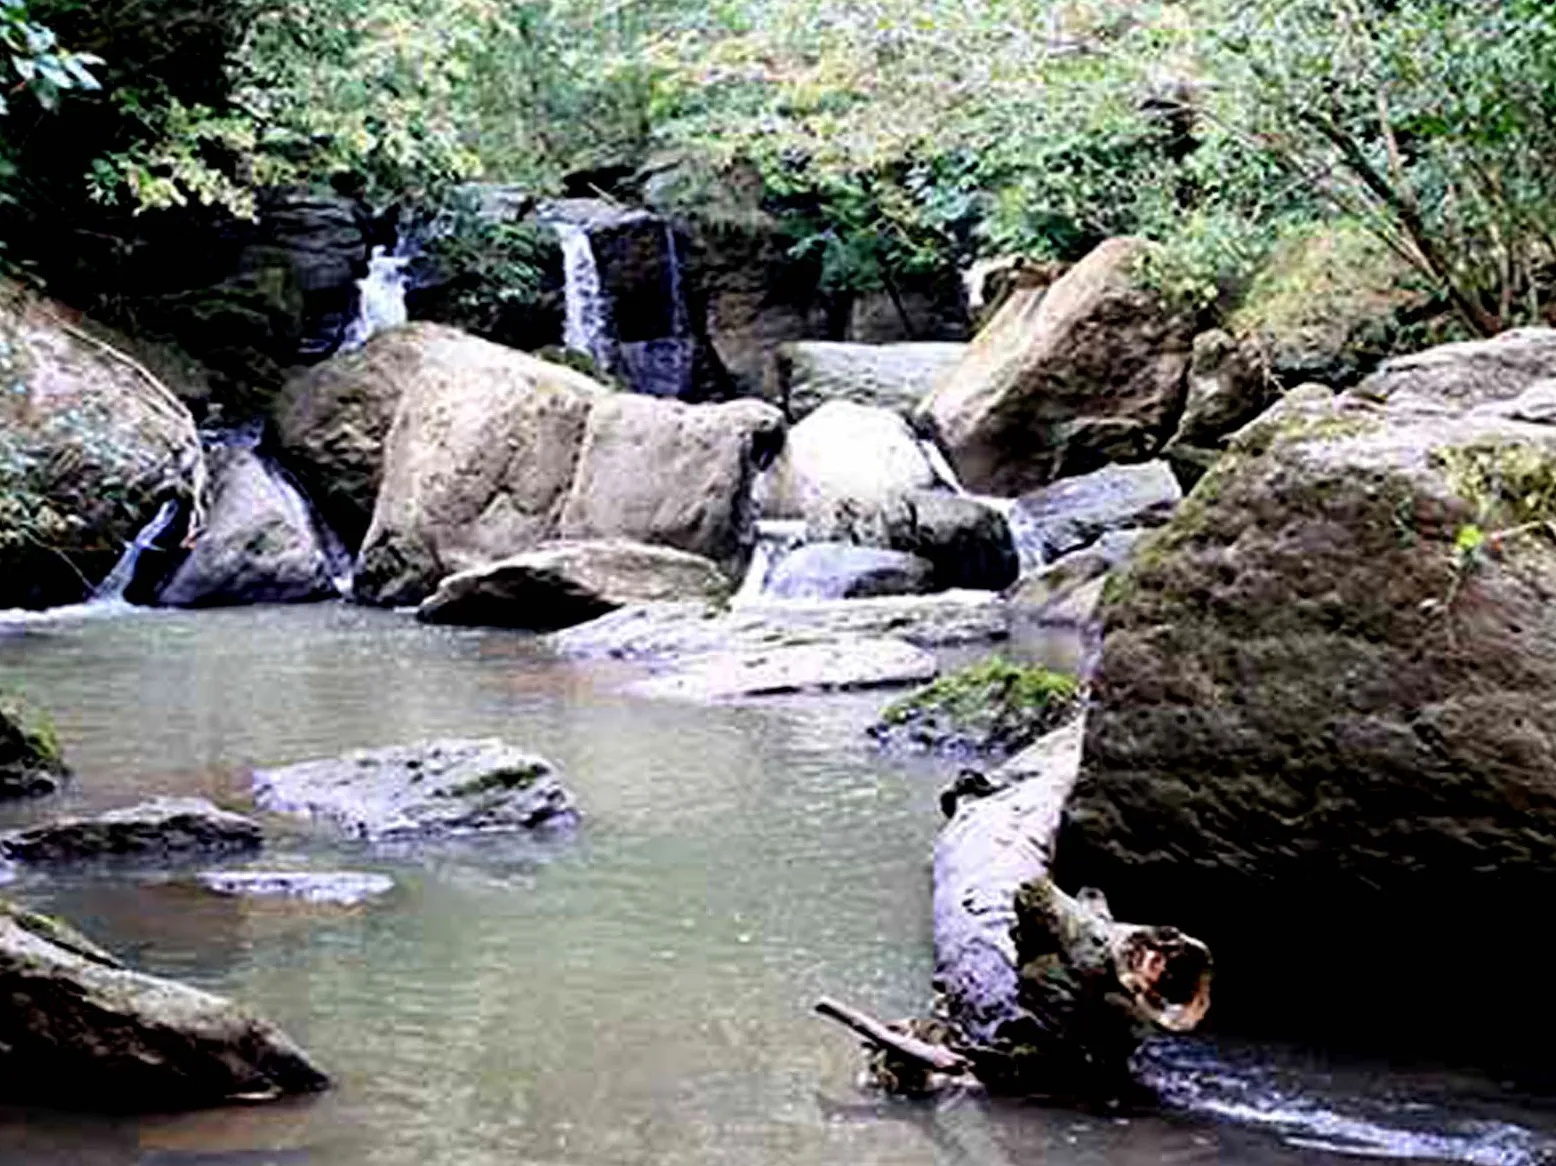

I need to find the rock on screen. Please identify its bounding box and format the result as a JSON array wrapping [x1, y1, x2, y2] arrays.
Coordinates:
[[1009, 461, 1182, 567], [1167, 329, 1276, 449], [629, 637, 937, 701], [1055, 370, 1556, 1057], [273, 325, 428, 549], [554, 591, 1010, 660], [917, 238, 1194, 496], [353, 327, 604, 606], [416, 539, 730, 629], [0, 898, 329, 1107], [764, 543, 936, 600], [869, 656, 1079, 756], [0, 280, 204, 608], [1, 798, 262, 863], [759, 400, 937, 544], [252, 739, 578, 841], [843, 271, 970, 344], [886, 490, 1020, 591], [766, 341, 967, 421], [556, 394, 784, 576], [196, 871, 395, 906], [1350, 327, 1556, 415], [0, 694, 67, 801], [159, 446, 338, 607], [1007, 529, 1147, 615], [1472, 377, 1556, 424], [250, 192, 371, 361]]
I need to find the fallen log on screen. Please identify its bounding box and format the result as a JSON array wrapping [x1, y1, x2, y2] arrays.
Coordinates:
[[894, 715, 1210, 1102], [814, 996, 971, 1094]]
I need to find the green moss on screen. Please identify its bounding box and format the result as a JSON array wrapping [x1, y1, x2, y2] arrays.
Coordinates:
[[871, 656, 1079, 756], [1434, 441, 1556, 530], [0, 690, 65, 772], [440, 763, 547, 798]]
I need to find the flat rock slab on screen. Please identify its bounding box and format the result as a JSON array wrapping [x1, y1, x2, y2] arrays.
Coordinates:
[[197, 871, 396, 906], [0, 900, 328, 1108], [1, 798, 263, 864], [553, 591, 1009, 663], [252, 739, 578, 841], [1009, 460, 1181, 567], [629, 637, 937, 701]]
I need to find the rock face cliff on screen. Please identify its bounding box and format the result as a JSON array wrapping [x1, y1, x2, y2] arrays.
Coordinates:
[[1056, 330, 1556, 1059]]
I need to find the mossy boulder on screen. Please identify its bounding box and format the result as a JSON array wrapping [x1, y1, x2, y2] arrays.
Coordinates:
[[0, 694, 67, 800], [870, 656, 1079, 756], [1057, 331, 1556, 1060]]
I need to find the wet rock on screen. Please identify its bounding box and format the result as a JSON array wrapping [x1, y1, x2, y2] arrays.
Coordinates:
[[1007, 529, 1149, 615], [556, 394, 785, 577], [0, 280, 204, 609], [886, 490, 1020, 592], [273, 325, 427, 549], [917, 238, 1194, 496], [417, 539, 730, 629], [629, 637, 936, 701], [0, 694, 67, 801], [352, 326, 605, 606], [760, 400, 936, 546], [196, 870, 395, 906], [553, 591, 1010, 660], [1, 798, 262, 863], [1056, 359, 1556, 1055], [765, 543, 936, 601], [1009, 461, 1181, 567], [0, 898, 329, 1108], [160, 446, 337, 607], [766, 341, 967, 421], [869, 656, 1079, 756], [253, 739, 577, 841]]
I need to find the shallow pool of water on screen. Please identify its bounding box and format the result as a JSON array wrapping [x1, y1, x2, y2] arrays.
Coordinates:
[[0, 604, 1552, 1166]]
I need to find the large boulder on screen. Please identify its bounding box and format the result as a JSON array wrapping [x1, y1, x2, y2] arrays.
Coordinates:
[[885, 490, 1020, 591], [556, 394, 784, 576], [253, 739, 578, 841], [766, 341, 967, 421], [0, 281, 204, 608], [352, 328, 604, 606], [160, 446, 338, 607], [416, 539, 730, 630], [1008, 461, 1181, 568], [0, 694, 67, 801], [1055, 335, 1556, 1058], [764, 543, 936, 601], [759, 401, 937, 544], [1, 798, 262, 864], [272, 324, 430, 549], [917, 238, 1194, 496], [1351, 327, 1556, 416], [0, 898, 328, 1108]]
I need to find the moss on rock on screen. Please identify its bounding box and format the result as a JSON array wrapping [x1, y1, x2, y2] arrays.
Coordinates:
[[0, 692, 68, 800], [870, 656, 1079, 757]]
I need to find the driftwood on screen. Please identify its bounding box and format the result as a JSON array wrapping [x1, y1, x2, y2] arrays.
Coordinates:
[[820, 716, 1212, 1103], [814, 997, 971, 1095]]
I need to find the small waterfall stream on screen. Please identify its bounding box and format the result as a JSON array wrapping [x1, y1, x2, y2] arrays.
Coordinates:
[[341, 245, 410, 351], [555, 221, 615, 376], [90, 498, 179, 604]]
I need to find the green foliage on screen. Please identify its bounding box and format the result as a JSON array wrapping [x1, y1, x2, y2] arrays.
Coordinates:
[[0, 0, 100, 116], [417, 195, 557, 338]]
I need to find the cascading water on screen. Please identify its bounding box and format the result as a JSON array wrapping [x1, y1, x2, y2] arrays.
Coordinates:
[[90, 498, 180, 604], [732, 519, 808, 605], [554, 221, 615, 377], [340, 245, 410, 352]]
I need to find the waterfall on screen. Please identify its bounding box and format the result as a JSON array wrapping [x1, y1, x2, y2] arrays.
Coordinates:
[[91, 498, 179, 604], [341, 245, 410, 352], [554, 222, 615, 376], [920, 440, 969, 495], [732, 520, 808, 605]]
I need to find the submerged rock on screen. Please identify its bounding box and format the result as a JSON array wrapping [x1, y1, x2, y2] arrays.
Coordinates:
[[0, 280, 204, 608], [870, 656, 1079, 756], [160, 446, 338, 607], [253, 739, 577, 841], [1008, 461, 1181, 567], [553, 591, 1010, 661], [1, 798, 262, 863], [0, 694, 67, 800], [417, 539, 729, 630], [196, 870, 395, 906], [764, 543, 935, 601], [0, 898, 328, 1108], [917, 238, 1194, 496], [629, 637, 936, 701], [1058, 334, 1556, 1056]]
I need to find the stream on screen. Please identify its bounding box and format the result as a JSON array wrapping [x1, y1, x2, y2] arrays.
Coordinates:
[[1, 604, 1553, 1166]]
